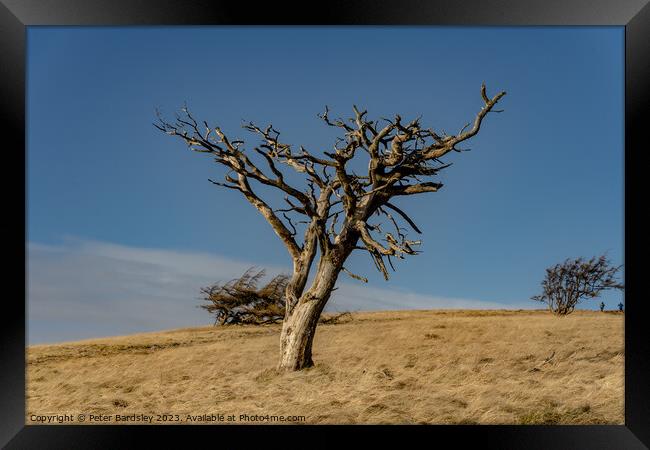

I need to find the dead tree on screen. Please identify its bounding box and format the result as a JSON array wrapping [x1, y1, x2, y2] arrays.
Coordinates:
[[531, 254, 624, 316], [155, 84, 506, 370]]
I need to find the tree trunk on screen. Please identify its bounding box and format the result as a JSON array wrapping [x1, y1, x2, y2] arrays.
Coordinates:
[[278, 253, 346, 371], [278, 299, 326, 370]]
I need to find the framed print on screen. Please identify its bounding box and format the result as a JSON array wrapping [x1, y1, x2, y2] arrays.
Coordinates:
[[2, 0, 648, 448]]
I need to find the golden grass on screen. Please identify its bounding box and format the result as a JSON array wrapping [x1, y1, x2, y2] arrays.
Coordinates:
[[26, 309, 624, 425]]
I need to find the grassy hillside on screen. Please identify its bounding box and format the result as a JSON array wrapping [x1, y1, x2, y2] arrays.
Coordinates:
[[27, 309, 624, 425]]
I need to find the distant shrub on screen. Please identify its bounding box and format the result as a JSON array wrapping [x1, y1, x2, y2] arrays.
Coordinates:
[[531, 254, 624, 316], [599, 302, 605, 312]]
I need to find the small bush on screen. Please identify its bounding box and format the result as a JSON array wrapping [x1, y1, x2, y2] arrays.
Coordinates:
[[200, 268, 288, 325], [200, 267, 352, 326]]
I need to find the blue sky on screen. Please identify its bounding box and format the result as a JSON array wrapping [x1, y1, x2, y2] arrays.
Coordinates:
[[27, 27, 624, 344]]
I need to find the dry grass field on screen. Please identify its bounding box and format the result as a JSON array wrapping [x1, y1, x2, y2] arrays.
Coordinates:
[[26, 309, 624, 425]]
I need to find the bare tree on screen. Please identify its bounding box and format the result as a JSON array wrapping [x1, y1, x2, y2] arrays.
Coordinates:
[[200, 268, 287, 325], [155, 84, 506, 371], [531, 255, 624, 316]]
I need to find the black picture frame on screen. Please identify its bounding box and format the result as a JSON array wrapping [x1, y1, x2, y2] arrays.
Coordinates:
[[2, 1, 648, 448]]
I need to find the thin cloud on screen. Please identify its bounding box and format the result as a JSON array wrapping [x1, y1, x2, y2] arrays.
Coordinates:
[[330, 283, 524, 312], [27, 238, 527, 344]]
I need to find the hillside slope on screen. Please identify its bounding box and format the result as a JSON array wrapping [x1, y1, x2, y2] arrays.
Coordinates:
[[27, 309, 624, 424]]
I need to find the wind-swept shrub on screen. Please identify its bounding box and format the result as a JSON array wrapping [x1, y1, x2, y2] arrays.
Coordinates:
[[200, 268, 288, 325], [200, 267, 354, 328], [531, 254, 624, 316]]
